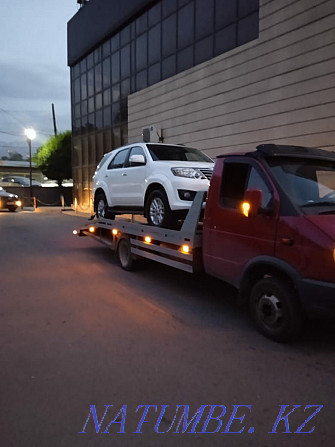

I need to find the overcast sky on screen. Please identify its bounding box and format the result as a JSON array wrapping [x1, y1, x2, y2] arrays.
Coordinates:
[[0, 0, 79, 158]]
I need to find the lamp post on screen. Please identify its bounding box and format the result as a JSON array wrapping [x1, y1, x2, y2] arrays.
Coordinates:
[[24, 128, 36, 205]]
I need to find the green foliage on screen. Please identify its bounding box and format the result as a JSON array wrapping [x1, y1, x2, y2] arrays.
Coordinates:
[[34, 131, 72, 186]]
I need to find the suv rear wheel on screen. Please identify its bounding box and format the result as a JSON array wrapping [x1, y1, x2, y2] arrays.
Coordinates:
[[95, 192, 115, 219], [145, 189, 175, 228]]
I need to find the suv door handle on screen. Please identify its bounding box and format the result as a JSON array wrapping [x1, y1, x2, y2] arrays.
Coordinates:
[[122, 173, 127, 176]]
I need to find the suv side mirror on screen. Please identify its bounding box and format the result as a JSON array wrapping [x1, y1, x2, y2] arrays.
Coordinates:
[[129, 154, 146, 166], [241, 188, 263, 217]]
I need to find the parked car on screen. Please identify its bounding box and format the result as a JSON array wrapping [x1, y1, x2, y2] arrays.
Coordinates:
[[0, 187, 21, 212], [0, 176, 41, 187], [93, 143, 214, 227]]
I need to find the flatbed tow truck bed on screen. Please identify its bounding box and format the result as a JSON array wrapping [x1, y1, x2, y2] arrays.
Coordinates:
[[74, 191, 206, 273]]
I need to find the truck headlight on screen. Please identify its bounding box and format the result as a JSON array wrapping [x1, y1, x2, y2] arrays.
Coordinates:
[[171, 168, 206, 179]]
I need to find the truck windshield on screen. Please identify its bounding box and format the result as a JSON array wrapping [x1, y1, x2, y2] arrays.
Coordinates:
[[147, 144, 213, 162], [268, 158, 335, 214]]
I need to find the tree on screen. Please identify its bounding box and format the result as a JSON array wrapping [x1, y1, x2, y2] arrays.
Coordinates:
[[34, 131, 72, 186]]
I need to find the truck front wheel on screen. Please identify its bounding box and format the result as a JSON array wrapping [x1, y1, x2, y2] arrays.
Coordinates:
[[249, 277, 302, 342]]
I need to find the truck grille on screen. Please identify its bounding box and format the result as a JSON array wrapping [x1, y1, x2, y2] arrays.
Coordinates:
[[199, 168, 213, 181]]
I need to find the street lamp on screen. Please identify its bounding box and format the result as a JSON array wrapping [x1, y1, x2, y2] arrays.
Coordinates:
[[24, 128, 36, 205]]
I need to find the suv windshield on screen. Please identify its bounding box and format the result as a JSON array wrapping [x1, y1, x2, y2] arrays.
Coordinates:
[[268, 158, 335, 214], [147, 144, 213, 162]]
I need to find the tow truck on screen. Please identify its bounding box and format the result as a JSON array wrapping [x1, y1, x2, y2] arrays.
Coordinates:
[[74, 144, 335, 342]]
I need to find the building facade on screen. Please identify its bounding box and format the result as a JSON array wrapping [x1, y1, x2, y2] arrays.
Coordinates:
[[68, 0, 335, 210]]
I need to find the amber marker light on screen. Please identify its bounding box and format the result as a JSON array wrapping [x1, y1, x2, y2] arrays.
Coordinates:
[[89, 226, 95, 233], [181, 244, 190, 254], [241, 202, 250, 217], [144, 236, 152, 244], [112, 228, 118, 235], [73, 230, 78, 235]]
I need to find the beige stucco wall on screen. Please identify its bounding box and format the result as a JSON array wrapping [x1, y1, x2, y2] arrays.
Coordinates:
[[128, 0, 335, 157]]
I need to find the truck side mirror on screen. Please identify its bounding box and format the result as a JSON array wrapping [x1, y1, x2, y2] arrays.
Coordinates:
[[129, 154, 146, 166], [241, 188, 263, 217]]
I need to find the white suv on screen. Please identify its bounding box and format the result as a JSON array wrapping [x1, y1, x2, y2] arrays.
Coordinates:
[[93, 142, 214, 227]]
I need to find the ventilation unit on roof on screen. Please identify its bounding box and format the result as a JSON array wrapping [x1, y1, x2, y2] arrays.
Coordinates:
[[142, 125, 162, 143]]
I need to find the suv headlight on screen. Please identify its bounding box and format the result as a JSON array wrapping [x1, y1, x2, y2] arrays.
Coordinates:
[[171, 167, 206, 179]]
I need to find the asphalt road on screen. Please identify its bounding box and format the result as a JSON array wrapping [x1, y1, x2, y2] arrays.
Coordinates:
[[1, 208, 335, 447]]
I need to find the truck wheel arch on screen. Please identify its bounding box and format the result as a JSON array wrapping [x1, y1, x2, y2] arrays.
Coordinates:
[[238, 257, 300, 306]]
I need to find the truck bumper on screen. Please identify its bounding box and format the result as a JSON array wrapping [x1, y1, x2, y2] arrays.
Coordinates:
[[298, 278, 335, 318]]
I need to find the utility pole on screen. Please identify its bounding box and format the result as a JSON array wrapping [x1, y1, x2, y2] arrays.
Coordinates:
[[52, 103, 57, 136]]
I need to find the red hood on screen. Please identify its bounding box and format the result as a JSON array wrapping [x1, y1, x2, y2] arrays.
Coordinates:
[[305, 215, 335, 241]]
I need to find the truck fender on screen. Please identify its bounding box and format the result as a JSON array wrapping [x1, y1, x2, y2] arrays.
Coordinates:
[[237, 256, 301, 306]]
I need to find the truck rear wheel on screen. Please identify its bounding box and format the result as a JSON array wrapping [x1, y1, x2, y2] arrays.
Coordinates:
[[116, 238, 134, 271], [249, 277, 302, 342]]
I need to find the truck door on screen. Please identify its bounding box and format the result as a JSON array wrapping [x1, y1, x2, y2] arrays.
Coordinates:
[[204, 160, 278, 283]]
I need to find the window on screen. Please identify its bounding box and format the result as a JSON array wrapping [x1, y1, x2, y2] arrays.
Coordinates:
[[220, 163, 271, 209], [178, 3, 194, 49], [107, 149, 129, 169]]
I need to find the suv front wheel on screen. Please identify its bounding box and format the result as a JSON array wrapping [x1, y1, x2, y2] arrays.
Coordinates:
[[145, 189, 175, 228]]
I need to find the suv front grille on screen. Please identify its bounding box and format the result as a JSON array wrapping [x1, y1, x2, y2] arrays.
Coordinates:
[[199, 168, 213, 181]]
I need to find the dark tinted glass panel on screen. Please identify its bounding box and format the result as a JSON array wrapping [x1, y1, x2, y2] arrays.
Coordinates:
[[96, 92, 102, 109], [108, 149, 128, 169], [103, 89, 111, 106], [111, 52, 120, 83], [120, 98, 128, 122], [237, 12, 259, 45], [88, 113, 95, 130], [87, 69, 94, 97], [178, 0, 190, 7], [162, 0, 177, 17], [131, 41, 136, 72], [177, 45, 193, 73], [136, 70, 147, 91], [162, 14, 176, 56], [81, 74, 87, 101], [195, 0, 214, 40], [215, 0, 237, 29], [95, 64, 102, 92], [96, 110, 103, 129], [74, 78, 80, 103], [111, 34, 120, 52], [136, 33, 148, 71], [148, 63, 161, 86], [113, 127, 121, 147], [214, 24, 237, 56], [74, 64, 80, 78], [87, 53, 94, 69], [94, 47, 101, 64], [80, 58, 86, 73], [88, 97, 95, 113], [162, 54, 176, 79], [121, 78, 130, 97], [148, 24, 161, 64], [112, 83, 120, 103], [121, 125, 128, 145], [136, 13, 147, 35], [103, 39, 110, 58], [103, 58, 110, 89], [195, 35, 213, 65], [112, 102, 121, 125], [103, 106, 111, 127], [75, 104, 80, 119], [178, 3, 194, 49], [81, 100, 87, 116], [121, 45, 131, 79], [149, 3, 161, 26], [239, 0, 259, 17], [121, 25, 131, 46]]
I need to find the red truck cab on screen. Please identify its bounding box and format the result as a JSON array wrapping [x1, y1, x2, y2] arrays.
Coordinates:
[[203, 144, 335, 341]]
